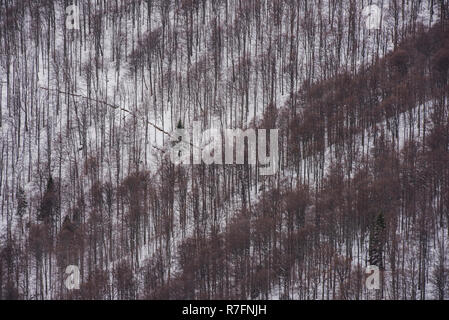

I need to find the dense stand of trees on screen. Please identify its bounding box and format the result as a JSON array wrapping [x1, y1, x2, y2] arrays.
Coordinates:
[[0, 0, 448, 299]]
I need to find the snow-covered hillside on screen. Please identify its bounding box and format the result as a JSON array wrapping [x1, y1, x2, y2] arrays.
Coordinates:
[[1, 0, 448, 300]]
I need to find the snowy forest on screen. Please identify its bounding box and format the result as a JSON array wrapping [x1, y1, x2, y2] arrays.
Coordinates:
[[1, 0, 449, 300]]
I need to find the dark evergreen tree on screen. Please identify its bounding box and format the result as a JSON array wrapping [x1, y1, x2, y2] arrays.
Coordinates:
[[369, 212, 386, 269], [38, 176, 57, 222], [16, 187, 27, 218]]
